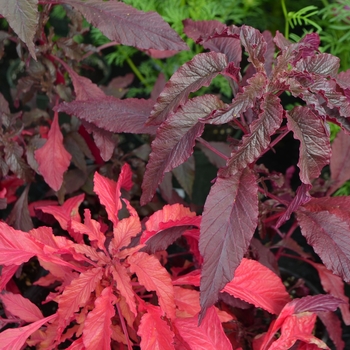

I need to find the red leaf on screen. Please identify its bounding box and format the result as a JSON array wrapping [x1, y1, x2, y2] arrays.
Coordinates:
[[83, 287, 115, 350], [268, 313, 329, 350], [183, 19, 227, 43], [297, 198, 350, 282], [0, 0, 38, 59], [0, 291, 43, 322], [328, 130, 350, 195], [34, 111, 72, 191], [318, 311, 344, 350], [174, 306, 232, 350], [59, 0, 188, 51], [205, 72, 267, 125], [174, 287, 201, 317], [0, 265, 19, 291], [220, 94, 283, 177], [147, 52, 227, 126], [56, 97, 157, 135], [287, 106, 331, 185], [110, 262, 137, 316], [138, 304, 175, 350], [222, 258, 290, 315], [37, 193, 84, 231], [199, 169, 258, 315], [0, 314, 56, 350], [307, 261, 350, 325], [128, 252, 175, 319], [141, 95, 224, 204], [57, 267, 104, 334]]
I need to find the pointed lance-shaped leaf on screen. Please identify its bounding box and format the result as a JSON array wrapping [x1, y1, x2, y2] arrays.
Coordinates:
[[0, 291, 43, 323], [138, 304, 175, 350], [204, 72, 267, 125], [174, 306, 232, 350], [199, 168, 258, 317], [219, 94, 283, 177], [83, 287, 115, 350], [56, 97, 157, 135], [58, 0, 188, 52], [57, 267, 104, 334], [183, 19, 227, 43], [318, 311, 345, 350], [147, 52, 227, 126], [296, 197, 350, 282], [0, 314, 56, 350], [34, 111, 72, 191], [128, 252, 175, 320], [222, 258, 290, 315], [0, 0, 38, 59], [240, 25, 266, 71], [141, 95, 224, 205], [286, 106, 331, 185]]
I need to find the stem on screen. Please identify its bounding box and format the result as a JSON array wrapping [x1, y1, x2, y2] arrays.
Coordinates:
[[259, 129, 290, 158], [116, 302, 133, 350], [281, 0, 289, 39], [274, 221, 299, 260], [196, 137, 229, 161], [80, 41, 119, 61], [125, 56, 147, 85], [258, 187, 289, 206]]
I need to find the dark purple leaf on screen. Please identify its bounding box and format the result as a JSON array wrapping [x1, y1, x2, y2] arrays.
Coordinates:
[[58, 0, 188, 51], [286, 106, 331, 185], [199, 168, 258, 316], [296, 202, 350, 282], [172, 156, 195, 198], [240, 25, 266, 71], [262, 30, 275, 77], [337, 69, 350, 88], [151, 73, 166, 101], [0, 0, 38, 59], [219, 94, 283, 177], [147, 52, 227, 126], [141, 95, 224, 205], [250, 238, 279, 275], [7, 186, 33, 232], [197, 142, 231, 169], [56, 97, 157, 135], [159, 172, 187, 205], [295, 53, 340, 77], [205, 72, 267, 125], [183, 19, 227, 42], [328, 130, 350, 195], [4, 141, 31, 181], [290, 294, 343, 314], [275, 184, 311, 228]]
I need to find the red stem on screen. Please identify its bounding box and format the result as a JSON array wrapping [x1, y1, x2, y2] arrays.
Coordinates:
[[81, 41, 120, 61], [116, 302, 133, 350], [258, 187, 289, 206], [196, 137, 229, 161]]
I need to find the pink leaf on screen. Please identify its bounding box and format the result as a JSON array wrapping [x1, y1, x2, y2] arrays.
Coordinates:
[[111, 215, 141, 252], [220, 94, 283, 177], [222, 258, 290, 315], [199, 169, 258, 315], [57, 267, 104, 333], [328, 130, 350, 195], [141, 95, 224, 204], [307, 261, 350, 325], [0, 0, 38, 59], [174, 306, 232, 350], [147, 52, 227, 126], [34, 111, 72, 191], [37, 193, 85, 231], [83, 286, 115, 350], [58, 0, 188, 51], [110, 262, 137, 316], [128, 252, 175, 319], [0, 314, 56, 350], [138, 304, 175, 350], [287, 106, 331, 185], [295, 53, 340, 77], [0, 291, 43, 323], [0, 265, 19, 291], [0, 222, 43, 266], [174, 287, 201, 317], [297, 198, 350, 282], [56, 97, 157, 135]]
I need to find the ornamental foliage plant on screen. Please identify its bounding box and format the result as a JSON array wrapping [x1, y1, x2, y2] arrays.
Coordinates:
[[1, 0, 350, 349]]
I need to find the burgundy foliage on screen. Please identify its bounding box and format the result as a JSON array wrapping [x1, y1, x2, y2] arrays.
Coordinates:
[[0, 1, 350, 349]]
